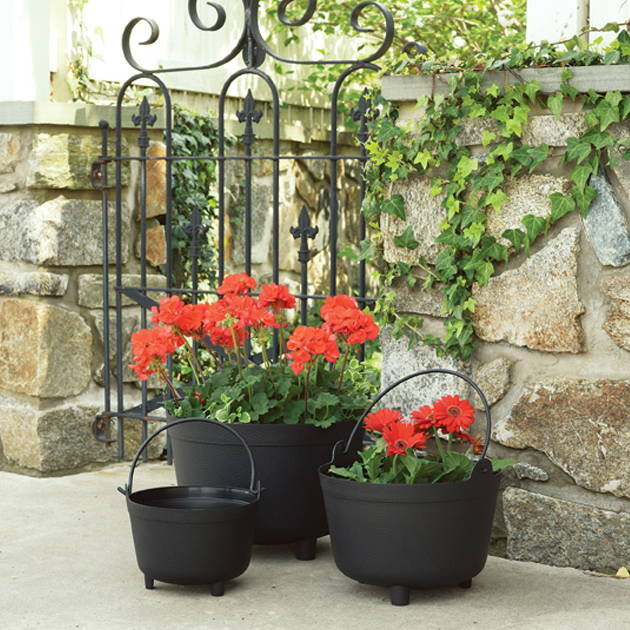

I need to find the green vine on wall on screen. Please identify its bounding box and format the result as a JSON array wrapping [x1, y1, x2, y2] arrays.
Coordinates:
[[361, 29, 630, 361], [171, 105, 229, 288]]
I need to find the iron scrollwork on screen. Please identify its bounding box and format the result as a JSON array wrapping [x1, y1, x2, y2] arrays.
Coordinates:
[[121, 0, 398, 74]]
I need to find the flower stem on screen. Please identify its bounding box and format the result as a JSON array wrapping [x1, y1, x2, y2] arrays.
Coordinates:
[[433, 426, 445, 460], [181, 337, 202, 384], [337, 343, 352, 391], [303, 363, 310, 421], [157, 364, 180, 401]]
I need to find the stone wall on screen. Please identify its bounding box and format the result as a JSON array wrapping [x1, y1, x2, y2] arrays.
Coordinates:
[[381, 86, 630, 572], [0, 101, 362, 475], [0, 107, 170, 474]]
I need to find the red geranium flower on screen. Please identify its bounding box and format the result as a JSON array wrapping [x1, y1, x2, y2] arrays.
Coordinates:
[[258, 283, 296, 310], [129, 326, 180, 380], [177, 303, 205, 338], [382, 421, 428, 456], [432, 395, 476, 433], [217, 273, 256, 296], [363, 409, 402, 433], [286, 325, 339, 375], [151, 295, 185, 326], [410, 405, 438, 430], [320, 294, 379, 345]]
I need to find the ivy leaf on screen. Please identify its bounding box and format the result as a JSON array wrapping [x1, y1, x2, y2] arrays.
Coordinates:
[[485, 83, 500, 98], [394, 226, 419, 250], [527, 144, 549, 172], [414, 149, 432, 169], [463, 222, 485, 247], [547, 92, 563, 119], [549, 192, 576, 221], [521, 214, 547, 243], [475, 261, 495, 286], [502, 228, 526, 250], [570, 164, 592, 192], [594, 98, 620, 131], [382, 194, 406, 219], [482, 129, 497, 146], [455, 156, 479, 180], [565, 138, 592, 164], [523, 80, 540, 104], [573, 184, 598, 216]]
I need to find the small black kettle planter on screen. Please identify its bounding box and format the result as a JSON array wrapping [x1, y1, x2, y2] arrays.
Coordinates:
[[319, 369, 501, 606], [120, 417, 260, 595], [168, 420, 362, 560]]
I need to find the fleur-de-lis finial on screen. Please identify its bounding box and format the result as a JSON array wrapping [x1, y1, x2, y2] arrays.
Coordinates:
[[236, 89, 263, 147], [351, 89, 373, 145], [132, 96, 158, 149], [290, 206, 319, 263]]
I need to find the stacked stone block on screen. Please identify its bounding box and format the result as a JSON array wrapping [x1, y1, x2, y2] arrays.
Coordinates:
[[0, 121, 165, 473]]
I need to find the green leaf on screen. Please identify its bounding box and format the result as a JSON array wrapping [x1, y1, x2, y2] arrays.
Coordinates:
[[573, 184, 598, 216], [547, 93, 563, 119], [382, 194, 406, 219], [455, 156, 479, 179], [393, 226, 419, 250], [570, 164, 592, 192], [549, 192, 576, 221], [491, 458, 517, 472], [565, 138, 592, 164], [485, 189, 508, 212], [521, 214, 547, 243], [328, 462, 366, 483]]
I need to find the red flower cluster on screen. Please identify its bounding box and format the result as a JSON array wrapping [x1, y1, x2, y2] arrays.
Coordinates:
[[286, 326, 340, 375], [217, 272, 257, 296], [320, 295, 379, 345], [258, 283, 296, 311], [129, 326, 181, 380], [363, 394, 478, 457]]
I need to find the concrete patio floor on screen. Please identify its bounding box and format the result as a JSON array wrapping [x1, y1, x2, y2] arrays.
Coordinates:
[[1, 462, 628, 630]]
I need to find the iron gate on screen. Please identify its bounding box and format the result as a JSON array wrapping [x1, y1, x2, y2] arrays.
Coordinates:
[[91, 0, 420, 458]]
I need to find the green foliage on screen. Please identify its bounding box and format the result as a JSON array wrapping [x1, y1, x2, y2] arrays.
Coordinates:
[[329, 436, 515, 485], [171, 105, 226, 287], [360, 29, 630, 360], [167, 359, 378, 428]]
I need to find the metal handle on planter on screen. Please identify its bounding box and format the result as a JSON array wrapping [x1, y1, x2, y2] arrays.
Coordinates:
[[332, 369, 493, 463], [119, 417, 260, 496]]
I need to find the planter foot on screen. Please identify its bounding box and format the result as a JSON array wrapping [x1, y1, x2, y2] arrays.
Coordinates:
[[294, 537, 317, 561], [144, 575, 154, 590], [459, 579, 472, 589], [390, 585, 410, 606], [211, 582, 224, 597]]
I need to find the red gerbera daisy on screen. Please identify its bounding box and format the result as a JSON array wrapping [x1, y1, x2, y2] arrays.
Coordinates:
[[382, 421, 428, 456], [410, 405, 438, 430], [432, 395, 476, 433], [363, 409, 402, 433]]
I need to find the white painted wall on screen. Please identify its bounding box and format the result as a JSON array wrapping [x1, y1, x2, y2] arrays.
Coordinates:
[[0, 0, 51, 101], [526, 0, 630, 44]]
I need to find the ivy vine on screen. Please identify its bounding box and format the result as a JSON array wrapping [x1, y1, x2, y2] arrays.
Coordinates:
[[171, 105, 231, 288], [361, 29, 630, 361]]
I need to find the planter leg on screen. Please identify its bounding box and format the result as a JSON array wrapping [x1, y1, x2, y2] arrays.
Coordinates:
[[459, 579, 472, 589], [211, 582, 225, 597], [294, 537, 317, 561], [390, 585, 410, 606], [144, 575, 154, 590]]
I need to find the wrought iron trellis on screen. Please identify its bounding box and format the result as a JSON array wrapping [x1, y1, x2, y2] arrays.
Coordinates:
[[91, 0, 420, 458]]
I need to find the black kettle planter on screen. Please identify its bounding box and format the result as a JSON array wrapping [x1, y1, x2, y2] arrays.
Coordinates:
[[168, 419, 362, 560], [120, 417, 260, 595], [319, 369, 502, 606]]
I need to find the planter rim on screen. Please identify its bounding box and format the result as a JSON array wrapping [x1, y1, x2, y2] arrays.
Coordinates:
[[168, 417, 358, 447], [319, 465, 501, 504]]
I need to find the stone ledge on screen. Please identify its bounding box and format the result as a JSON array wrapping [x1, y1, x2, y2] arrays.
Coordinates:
[[382, 65, 630, 101]]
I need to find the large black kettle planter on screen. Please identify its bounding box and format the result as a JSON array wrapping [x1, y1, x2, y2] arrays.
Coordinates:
[[168, 419, 362, 560], [319, 369, 502, 606], [120, 417, 260, 595]]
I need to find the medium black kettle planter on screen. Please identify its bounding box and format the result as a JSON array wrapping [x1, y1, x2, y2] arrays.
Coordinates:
[[121, 417, 260, 595], [168, 420, 362, 560], [319, 369, 501, 606]]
